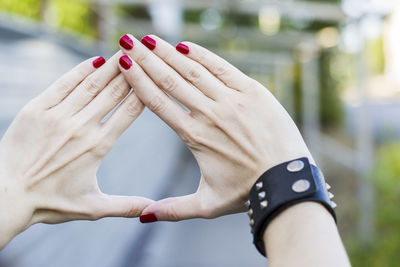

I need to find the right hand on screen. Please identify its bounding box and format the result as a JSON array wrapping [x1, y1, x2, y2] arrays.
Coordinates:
[[0, 52, 153, 248], [117, 34, 314, 223]]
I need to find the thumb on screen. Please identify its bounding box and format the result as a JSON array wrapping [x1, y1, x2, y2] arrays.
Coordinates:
[[96, 194, 155, 219], [139, 193, 202, 223]]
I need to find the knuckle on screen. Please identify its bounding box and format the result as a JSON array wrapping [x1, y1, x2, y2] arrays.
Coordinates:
[[125, 96, 143, 117], [214, 65, 231, 79], [54, 78, 73, 93], [162, 48, 175, 62], [185, 67, 201, 84], [179, 126, 202, 148], [90, 135, 113, 157], [159, 74, 178, 94], [110, 82, 128, 101], [135, 50, 152, 65], [123, 205, 140, 218], [197, 48, 208, 63], [82, 78, 101, 95], [148, 95, 166, 113]]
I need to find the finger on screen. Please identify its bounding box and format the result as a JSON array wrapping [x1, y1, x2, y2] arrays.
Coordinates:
[[118, 54, 194, 133], [178, 41, 252, 91], [54, 51, 123, 115], [96, 194, 154, 218], [139, 194, 202, 223], [101, 90, 144, 140], [119, 34, 210, 110], [77, 74, 131, 124], [36, 56, 105, 109], [143, 35, 229, 100]]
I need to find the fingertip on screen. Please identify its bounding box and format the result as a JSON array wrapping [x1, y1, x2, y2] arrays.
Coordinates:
[[119, 55, 133, 70], [176, 42, 190, 55], [119, 34, 134, 50], [139, 212, 158, 223], [141, 35, 157, 50], [92, 56, 106, 68]]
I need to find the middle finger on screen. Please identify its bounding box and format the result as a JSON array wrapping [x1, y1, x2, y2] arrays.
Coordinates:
[[119, 34, 210, 111]]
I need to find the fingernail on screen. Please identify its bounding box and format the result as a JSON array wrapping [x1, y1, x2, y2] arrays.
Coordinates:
[[141, 36, 156, 50], [119, 55, 132, 70], [140, 213, 158, 223], [92, 56, 106, 68], [176, 43, 189, 54], [120, 34, 134, 50]]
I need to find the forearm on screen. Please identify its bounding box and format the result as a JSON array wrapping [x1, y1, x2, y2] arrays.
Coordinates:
[[264, 202, 351, 267]]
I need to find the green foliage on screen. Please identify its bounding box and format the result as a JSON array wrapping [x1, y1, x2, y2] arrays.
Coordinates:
[[54, 0, 97, 37], [366, 37, 385, 75], [349, 142, 400, 267], [0, 0, 41, 19], [319, 50, 344, 126]]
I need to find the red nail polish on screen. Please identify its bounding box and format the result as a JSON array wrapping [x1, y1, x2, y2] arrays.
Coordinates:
[[140, 213, 158, 223], [119, 55, 132, 70], [176, 43, 189, 54], [120, 34, 134, 50], [92, 56, 106, 68], [141, 36, 156, 50]]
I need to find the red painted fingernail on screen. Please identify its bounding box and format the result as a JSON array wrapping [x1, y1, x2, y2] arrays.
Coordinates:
[[141, 36, 156, 50], [119, 55, 132, 70], [120, 34, 134, 50], [140, 213, 158, 223], [176, 43, 189, 54], [92, 56, 106, 68]]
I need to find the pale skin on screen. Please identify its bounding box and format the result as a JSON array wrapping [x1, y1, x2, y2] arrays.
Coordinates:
[[0, 51, 153, 249], [0, 33, 351, 265], [117, 34, 352, 266]]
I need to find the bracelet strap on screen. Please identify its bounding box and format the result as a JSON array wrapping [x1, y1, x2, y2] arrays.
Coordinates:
[[245, 157, 337, 256]]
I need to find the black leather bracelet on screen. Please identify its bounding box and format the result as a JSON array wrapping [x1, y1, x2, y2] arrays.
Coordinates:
[[245, 157, 337, 257]]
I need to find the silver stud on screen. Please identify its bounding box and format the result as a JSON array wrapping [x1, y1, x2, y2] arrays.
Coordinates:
[[249, 219, 255, 227], [256, 182, 263, 191], [260, 200, 268, 209], [292, 179, 311, 193], [248, 209, 253, 217], [328, 192, 334, 199], [326, 183, 331, 190], [287, 160, 305, 172], [245, 200, 250, 209], [331, 201, 337, 208], [258, 191, 266, 200]]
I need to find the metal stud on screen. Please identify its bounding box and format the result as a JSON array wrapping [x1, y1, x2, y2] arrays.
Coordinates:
[[287, 160, 305, 172], [331, 201, 337, 209], [248, 208, 253, 217], [260, 200, 268, 209], [326, 183, 331, 190], [256, 182, 263, 191], [244, 200, 250, 209], [258, 191, 266, 200], [328, 192, 334, 199], [292, 179, 311, 193], [249, 219, 255, 227]]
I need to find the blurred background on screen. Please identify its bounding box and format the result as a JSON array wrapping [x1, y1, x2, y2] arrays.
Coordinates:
[[0, 0, 399, 266]]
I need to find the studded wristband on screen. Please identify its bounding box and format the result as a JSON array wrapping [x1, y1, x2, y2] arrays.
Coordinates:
[[245, 157, 337, 257]]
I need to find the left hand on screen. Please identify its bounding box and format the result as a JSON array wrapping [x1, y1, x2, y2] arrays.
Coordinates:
[[0, 52, 153, 248]]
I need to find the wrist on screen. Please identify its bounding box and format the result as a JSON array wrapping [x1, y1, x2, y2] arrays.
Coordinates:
[[0, 175, 36, 249], [246, 158, 336, 256], [264, 202, 350, 267]]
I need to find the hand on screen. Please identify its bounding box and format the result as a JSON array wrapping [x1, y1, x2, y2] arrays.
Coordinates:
[[0, 52, 152, 248], [117, 35, 314, 222]]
